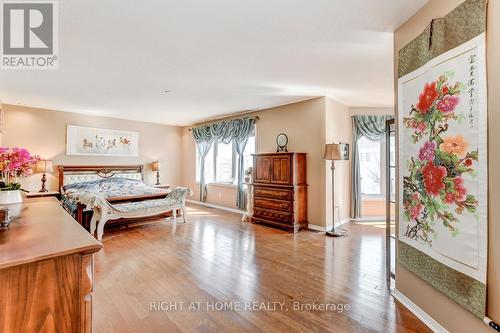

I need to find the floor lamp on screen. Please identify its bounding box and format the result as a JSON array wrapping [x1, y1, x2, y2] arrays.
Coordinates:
[[324, 143, 349, 237]]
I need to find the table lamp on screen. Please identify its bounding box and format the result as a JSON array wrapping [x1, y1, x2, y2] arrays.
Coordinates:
[[152, 161, 160, 185], [34, 160, 54, 192]]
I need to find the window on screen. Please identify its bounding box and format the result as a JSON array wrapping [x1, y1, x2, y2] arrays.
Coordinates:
[[215, 141, 234, 183], [358, 136, 384, 196], [196, 131, 256, 185], [243, 135, 255, 173]]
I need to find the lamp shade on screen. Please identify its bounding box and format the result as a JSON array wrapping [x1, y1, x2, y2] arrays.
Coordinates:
[[151, 161, 160, 171], [323, 144, 341, 160], [324, 143, 349, 161], [34, 160, 54, 173]]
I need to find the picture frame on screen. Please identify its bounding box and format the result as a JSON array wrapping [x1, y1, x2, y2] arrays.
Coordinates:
[[66, 125, 139, 156], [339, 143, 349, 160]]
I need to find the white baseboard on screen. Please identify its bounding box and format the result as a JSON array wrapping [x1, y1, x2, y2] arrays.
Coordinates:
[[308, 217, 351, 232], [186, 199, 245, 215], [307, 224, 328, 231], [352, 216, 395, 222], [392, 289, 448, 333]]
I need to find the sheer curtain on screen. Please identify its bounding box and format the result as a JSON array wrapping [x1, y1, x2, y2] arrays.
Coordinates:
[[351, 115, 393, 218]]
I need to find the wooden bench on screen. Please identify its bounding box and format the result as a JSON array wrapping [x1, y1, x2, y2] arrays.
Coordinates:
[[89, 187, 192, 241]]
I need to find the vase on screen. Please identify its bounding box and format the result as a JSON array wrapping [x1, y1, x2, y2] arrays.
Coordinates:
[[0, 190, 23, 205]]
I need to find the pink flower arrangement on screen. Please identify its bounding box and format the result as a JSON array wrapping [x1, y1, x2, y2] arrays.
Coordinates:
[[0, 147, 40, 190]]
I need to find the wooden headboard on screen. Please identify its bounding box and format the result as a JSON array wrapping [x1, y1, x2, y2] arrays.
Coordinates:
[[58, 165, 144, 191]]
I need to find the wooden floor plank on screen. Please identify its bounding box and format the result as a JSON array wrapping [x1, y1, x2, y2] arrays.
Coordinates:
[[93, 204, 431, 333]]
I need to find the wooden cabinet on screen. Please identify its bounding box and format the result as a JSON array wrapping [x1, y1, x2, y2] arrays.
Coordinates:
[[270, 155, 291, 184], [0, 197, 102, 333], [251, 153, 307, 232], [254, 155, 272, 183]]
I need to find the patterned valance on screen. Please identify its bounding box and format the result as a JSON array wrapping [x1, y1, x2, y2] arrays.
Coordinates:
[[192, 117, 256, 144], [352, 115, 393, 142], [192, 116, 256, 208]]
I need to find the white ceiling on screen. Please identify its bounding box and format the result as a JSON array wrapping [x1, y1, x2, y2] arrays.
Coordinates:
[[0, 0, 427, 126]]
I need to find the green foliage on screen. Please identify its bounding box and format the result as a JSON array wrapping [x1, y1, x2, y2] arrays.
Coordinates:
[[0, 183, 22, 191]]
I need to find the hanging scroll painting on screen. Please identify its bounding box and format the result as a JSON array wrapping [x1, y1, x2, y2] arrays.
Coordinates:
[[398, 34, 487, 285]]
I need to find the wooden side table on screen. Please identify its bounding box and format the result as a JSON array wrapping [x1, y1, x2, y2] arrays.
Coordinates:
[[153, 184, 171, 190], [25, 191, 61, 199]]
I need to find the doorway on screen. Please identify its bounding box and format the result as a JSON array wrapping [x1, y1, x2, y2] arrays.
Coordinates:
[[385, 119, 396, 287]]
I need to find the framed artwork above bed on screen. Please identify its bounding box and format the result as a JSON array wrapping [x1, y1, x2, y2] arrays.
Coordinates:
[[66, 125, 139, 156]]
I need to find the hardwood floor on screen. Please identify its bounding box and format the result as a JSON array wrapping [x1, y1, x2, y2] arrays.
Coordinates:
[[93, 204, 431, 333]]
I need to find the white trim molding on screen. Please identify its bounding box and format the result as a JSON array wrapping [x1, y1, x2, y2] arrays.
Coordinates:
[[351, 216, 395, 222], [308, 217, 351, 232], [186, 199, 245, 215], [392, 289, 448, 333], [307, 224, 328, 232]]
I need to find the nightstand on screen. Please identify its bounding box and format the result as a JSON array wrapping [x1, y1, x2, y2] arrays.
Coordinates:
[[25, 191, 61, 199], [153, 184, 171, 190]]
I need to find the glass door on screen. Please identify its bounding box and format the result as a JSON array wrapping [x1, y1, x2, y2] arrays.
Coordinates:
[[385, 119, 396, 288]]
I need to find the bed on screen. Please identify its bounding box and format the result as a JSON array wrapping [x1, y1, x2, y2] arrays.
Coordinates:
[[59, 165, 171, 228]]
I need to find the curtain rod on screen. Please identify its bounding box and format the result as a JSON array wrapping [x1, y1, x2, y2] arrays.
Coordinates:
[[188, 115, 259, 131]]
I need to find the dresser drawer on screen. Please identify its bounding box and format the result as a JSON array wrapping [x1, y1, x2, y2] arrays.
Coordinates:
[[254, 197, 293, 212], [253, 187, 293, 201], [253, 208, 292, 224]]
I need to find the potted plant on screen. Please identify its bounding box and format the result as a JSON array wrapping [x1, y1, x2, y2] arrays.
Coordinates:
[[0, 147, 40, 204]]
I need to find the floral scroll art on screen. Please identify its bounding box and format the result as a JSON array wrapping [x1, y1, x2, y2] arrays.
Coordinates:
[[402, 73, 478, 245]]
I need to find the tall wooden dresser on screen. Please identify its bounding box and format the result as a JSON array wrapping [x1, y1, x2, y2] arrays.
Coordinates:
[[251, 152, 307, 232]]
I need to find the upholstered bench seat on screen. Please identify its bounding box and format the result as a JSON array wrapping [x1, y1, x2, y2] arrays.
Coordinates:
[[112, 198, 177, 213]]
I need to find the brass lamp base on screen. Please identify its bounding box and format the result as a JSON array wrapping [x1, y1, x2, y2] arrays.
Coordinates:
[[39, 172, 48, 192]]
